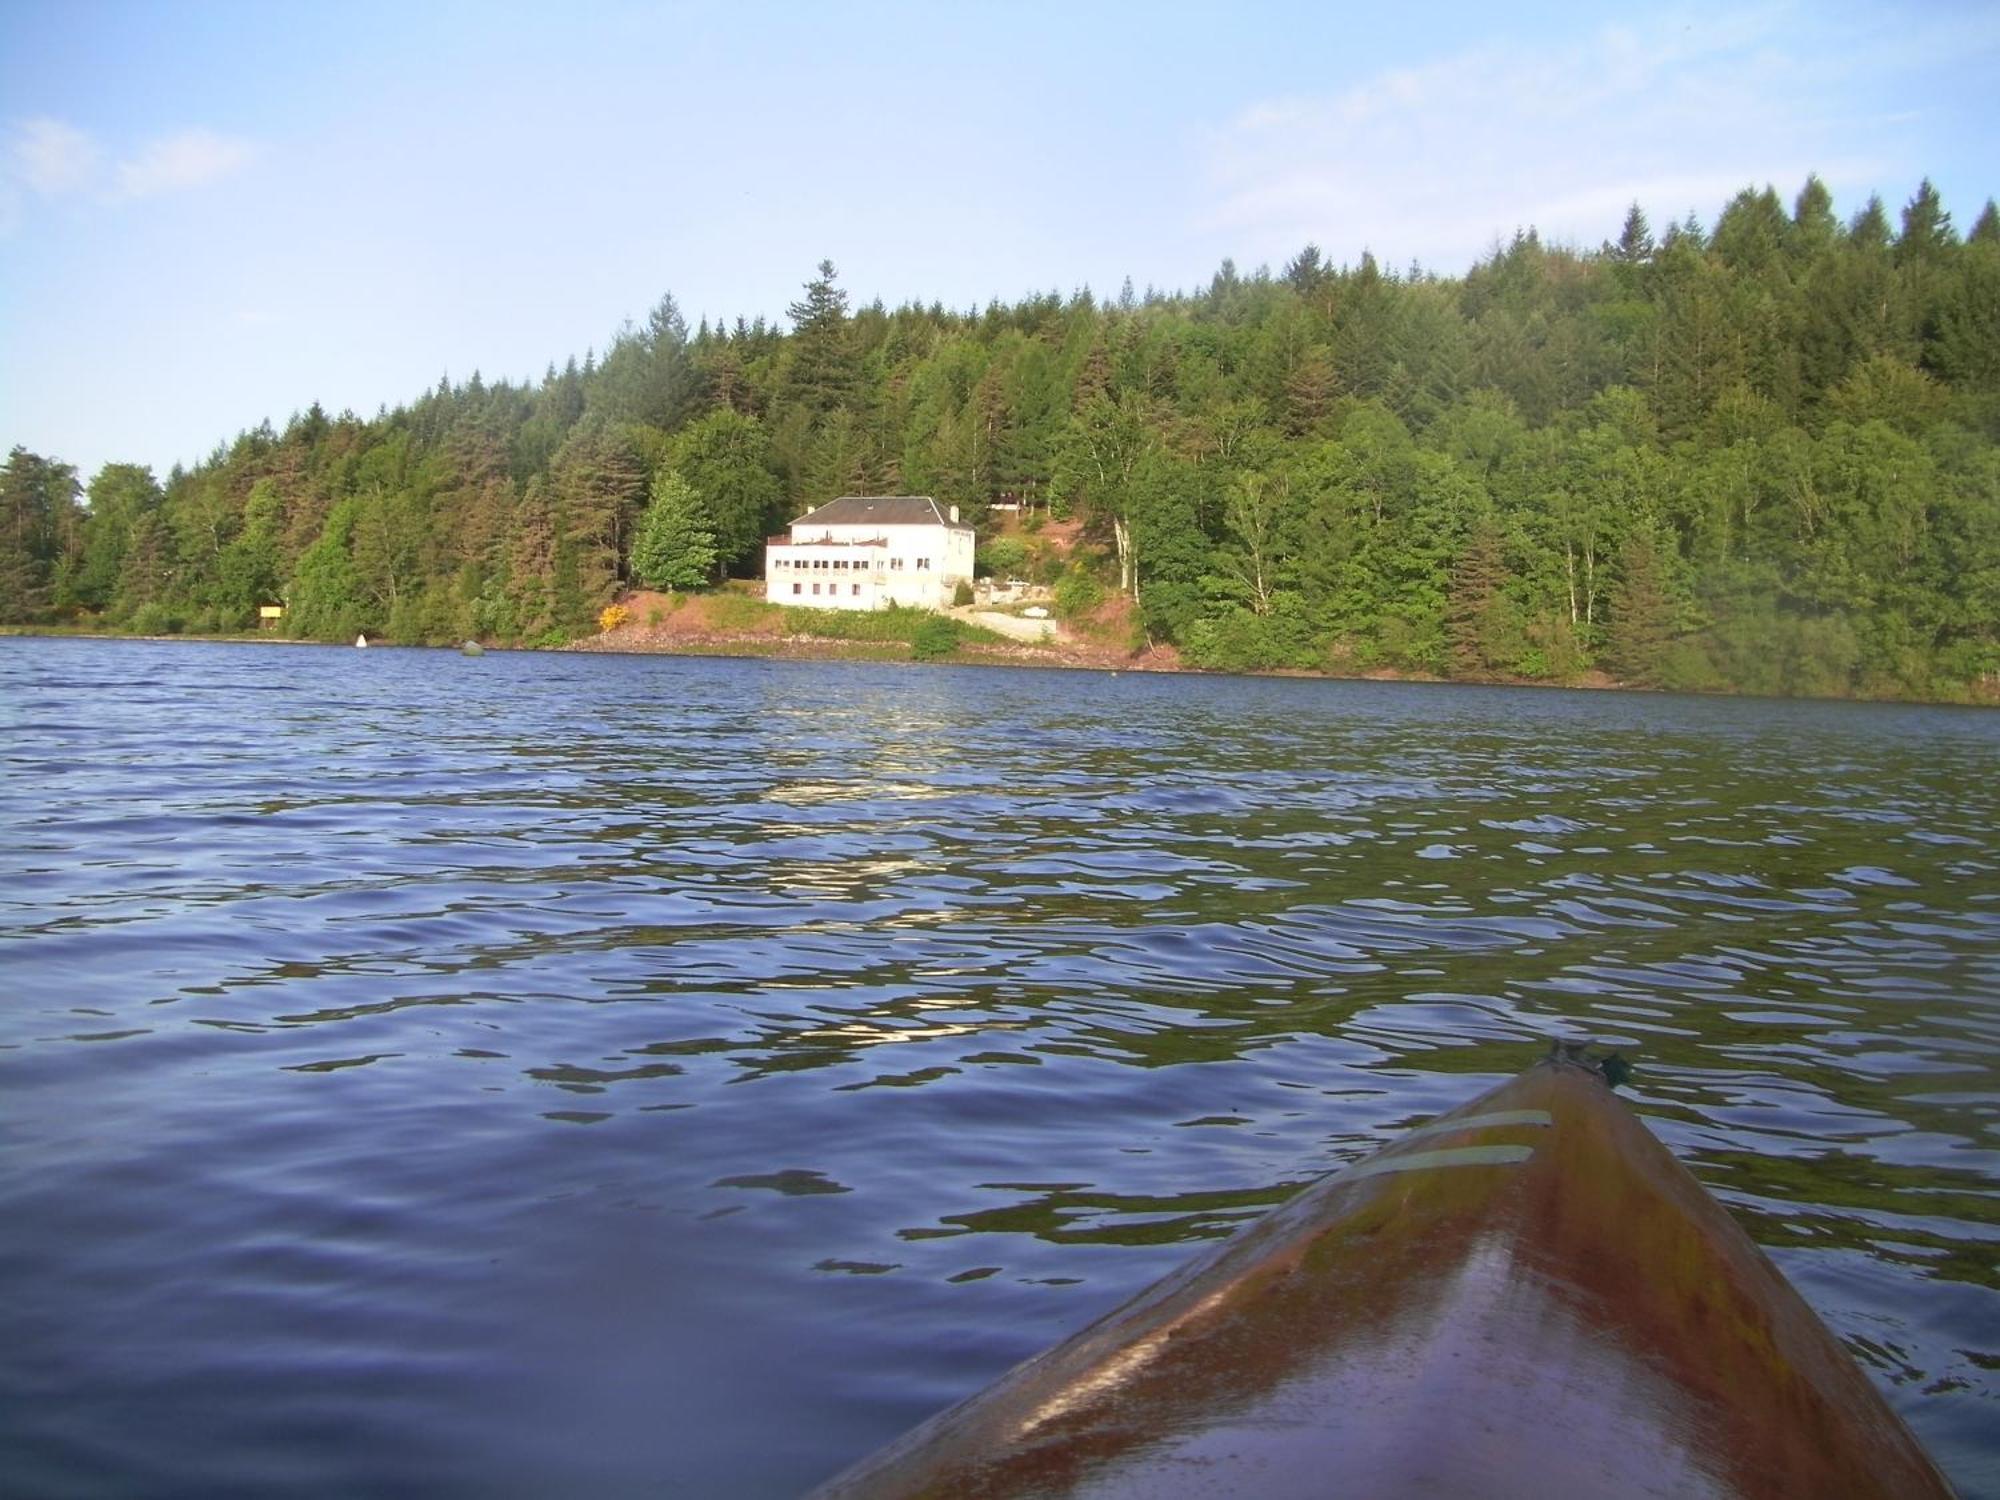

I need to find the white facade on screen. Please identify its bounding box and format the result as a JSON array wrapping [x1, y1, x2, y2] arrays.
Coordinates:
[[764, 496, 976, 612]]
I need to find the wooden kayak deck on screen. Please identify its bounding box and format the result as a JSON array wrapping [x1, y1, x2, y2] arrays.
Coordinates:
[[808, 1051, 1950, 1499]]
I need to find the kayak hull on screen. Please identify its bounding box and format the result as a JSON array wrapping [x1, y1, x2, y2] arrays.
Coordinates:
[[808, 1055, 1949, 1499]]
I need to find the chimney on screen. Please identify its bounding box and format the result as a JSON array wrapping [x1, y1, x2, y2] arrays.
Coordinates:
[[949, 504, 960, 524]]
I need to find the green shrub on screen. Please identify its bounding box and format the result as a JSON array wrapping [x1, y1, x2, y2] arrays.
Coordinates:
[[775, 603, 1006, 648], [1181, 605, 1321, 672], [911, 616, 960, 660], [1053, 571, 1104, 620], [952, 580, 974, 607], [128, 602, 183, 636], [976, 537, 1030, 577]]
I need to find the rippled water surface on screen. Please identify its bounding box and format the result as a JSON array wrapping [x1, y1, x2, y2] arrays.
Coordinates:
[[3, 637, 1998, 1498]]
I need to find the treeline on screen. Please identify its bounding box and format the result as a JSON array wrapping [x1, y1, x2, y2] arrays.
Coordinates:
[[2, 175, 1997, 699]]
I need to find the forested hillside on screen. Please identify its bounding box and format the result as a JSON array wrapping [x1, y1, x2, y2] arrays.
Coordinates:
[[4, 176, 1998, 700]]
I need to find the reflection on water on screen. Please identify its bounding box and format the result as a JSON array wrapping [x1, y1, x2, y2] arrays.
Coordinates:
[[1, 638, 1996, 1497]]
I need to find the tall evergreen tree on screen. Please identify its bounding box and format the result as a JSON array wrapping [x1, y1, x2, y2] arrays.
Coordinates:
[[1612, 203, 1654, 264], [550, 418, 646, 599], [1896, 179, 1957, 265], [1446, 523, 1511, 677], [1606, 533, 1677, 687], [0, 447, 81, 620], [630, 469, 718, 590], [1791, 175, 1840, 256], [785, 259, 857, 413]]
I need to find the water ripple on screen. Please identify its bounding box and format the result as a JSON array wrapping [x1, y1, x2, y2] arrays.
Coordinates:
[[2, 638, 1997, 1497]]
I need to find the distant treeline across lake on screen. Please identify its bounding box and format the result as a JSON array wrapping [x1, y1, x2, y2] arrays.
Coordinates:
[[3, 177, 1998, 702]]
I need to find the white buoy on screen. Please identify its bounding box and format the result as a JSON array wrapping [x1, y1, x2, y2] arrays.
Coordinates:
[[355, 633, 368, 648]]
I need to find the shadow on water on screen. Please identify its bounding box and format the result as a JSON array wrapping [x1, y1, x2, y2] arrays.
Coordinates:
[[1, 638, 1996, 1496]]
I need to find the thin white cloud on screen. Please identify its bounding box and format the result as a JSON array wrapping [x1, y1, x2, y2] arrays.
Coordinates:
[[11, 117, 101, 195], [111, 128, 258, 200], [1198, 7, 1984, 272], [2, 118, 260, 236]]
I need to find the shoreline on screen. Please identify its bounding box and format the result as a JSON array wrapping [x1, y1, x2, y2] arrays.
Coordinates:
[[13, 623, 1995, 709]]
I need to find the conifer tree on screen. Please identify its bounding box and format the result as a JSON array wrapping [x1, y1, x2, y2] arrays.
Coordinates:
[[1896, 179, 1957, 265], [1606, 533, 1677, 687], [1849, 196, 1893, 252], [1612, 203, 1654, 264], [0, 447, 81, 621], [1446, 523, 1510, 678], [73, 463, 161, 612], [550, 419, 646, 597], [786, 260, 857, 413], [631, 469, 717, 590], [1792, 175, 1840, 256]]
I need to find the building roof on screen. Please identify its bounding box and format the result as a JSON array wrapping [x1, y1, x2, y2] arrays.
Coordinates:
[[793, 495, 962, 529]]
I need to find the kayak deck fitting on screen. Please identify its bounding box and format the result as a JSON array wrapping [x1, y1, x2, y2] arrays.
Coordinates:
[[808, 1047, 1949, 1499]]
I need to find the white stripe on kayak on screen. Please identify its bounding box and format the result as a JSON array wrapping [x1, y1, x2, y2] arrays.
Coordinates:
[[1406, 1109, 1553, 1139], [1350, 1144, 1537, 1178]]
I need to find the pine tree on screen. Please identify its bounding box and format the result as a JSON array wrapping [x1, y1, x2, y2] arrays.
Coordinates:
[[1791, 175, 1840, 256], [0, 447, 81, 621], [1611, 203, 1654, 264], [785, 260, 857, 413], [1895, 179, 1957, 265], [1446, 523, 1509, 678], [1712, 186, 1789, 272], [643, 292, 696, 428], [508, 477, 559, 636], [73, 463, 160, 612], [1849, 196, 1893, 253], [1283, 347, 1339, 434], [1284, 243, 1331, 299], [1605, 533, 1676, 687], [550, 419, 646, 598], [630, 469, 717, 590]]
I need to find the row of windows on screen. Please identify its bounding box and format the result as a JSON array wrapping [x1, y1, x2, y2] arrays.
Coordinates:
[[793, 582, 865, 597], [774, 556, 930, 571]]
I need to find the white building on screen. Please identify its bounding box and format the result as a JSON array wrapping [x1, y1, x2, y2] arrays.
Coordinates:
[[764, 495, 976, 611]]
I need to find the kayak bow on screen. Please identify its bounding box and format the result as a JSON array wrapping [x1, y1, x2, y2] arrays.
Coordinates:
[[808, 1048, 1949, 1499]]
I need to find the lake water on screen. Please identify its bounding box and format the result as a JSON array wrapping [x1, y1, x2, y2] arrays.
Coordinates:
[[2, 636, 1997, 1498]]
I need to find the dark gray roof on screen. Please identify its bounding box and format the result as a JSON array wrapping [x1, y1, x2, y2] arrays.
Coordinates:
[[793, 495, 961, 528]]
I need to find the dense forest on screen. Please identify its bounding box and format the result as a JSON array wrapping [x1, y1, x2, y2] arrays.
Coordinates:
[[3, 176, 1998, 700]]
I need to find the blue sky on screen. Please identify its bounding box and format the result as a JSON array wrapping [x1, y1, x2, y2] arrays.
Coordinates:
[[3, 0, 1996, 484]]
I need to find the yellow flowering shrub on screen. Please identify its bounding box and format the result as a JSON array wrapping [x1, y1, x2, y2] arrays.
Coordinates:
[[598, 603, 629, 633]]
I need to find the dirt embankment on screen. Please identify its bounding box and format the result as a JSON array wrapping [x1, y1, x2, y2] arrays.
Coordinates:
[[575, 587, 1187, 672]]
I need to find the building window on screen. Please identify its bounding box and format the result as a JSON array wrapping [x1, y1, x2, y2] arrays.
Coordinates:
[[851, 584, 861, 596], [917, 557, 930, 570], [792, 582, 801, 595], [812, 582, 821, 595]]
